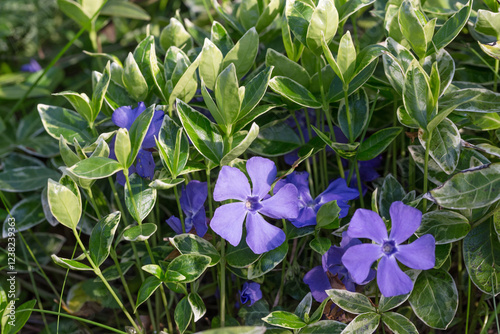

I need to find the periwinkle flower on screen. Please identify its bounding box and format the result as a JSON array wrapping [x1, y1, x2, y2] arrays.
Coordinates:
[[303, 232, 375, 302], [110, 102, 164, 185], [342, 201, 435, 297], [240, 281, 262, 306], [166, 180, 208, 237], [21, 59, 42, 72], [274, 172, 358, 227], [211, 157, 299, 254]]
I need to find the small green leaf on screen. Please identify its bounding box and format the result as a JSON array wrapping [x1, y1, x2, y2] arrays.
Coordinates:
[[47, 179, 81, 230], [337, 31, 356, 83], [149, 177, 184, 190], [316, 200, 341, 229], [300, 320, 346, 334], [68, 157, 123, 180], [142, 264, 164, 280], [171, 234, 220, 266], [430, 2, 471, 54], [403, 61, 435, 130], [381, 312, 418, 334], [306, 0, 338, 55], [2, 300, 37, 334], [53, 91, 93, 124], [0, 166, 60, 193], [199, 39, 223, 90], [326, 289, 376, 314], [247, 242, 288, 279], [89, 211, 121, 267], [188, 292, 206, 322], [357, 127, 402, 161], [38, 104, 93, 144], [160, 17, 193, 52], [175, 296, 193, 334], [240, 67, 274, 118], [114, 128, 131, 168], [135, 276, 162, 311], [398, 0, 427, 58], [341, 312, 380, 334], [215, 63, 241, 127], [123, 53, 148, 101], [128, 104, 155, 166], [262, 311, 307, 329], [51, 254, 92, 271], [269, 77, 321, 108], [378, 293, 410, 313], [123, 223, 157, 242], [266, 49, 310, 87], [221, 123, 260, 165], [166, 254, 211, 283], [91, 62, 111, 121], [310, 237, 331, 255], [338, 88, 368, 142], [221, 28, 259, 79], [124, 174, 157, 224]]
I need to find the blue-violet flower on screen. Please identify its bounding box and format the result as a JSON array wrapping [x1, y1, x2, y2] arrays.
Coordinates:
[[342, 201, 435, 297], [21, 59, 42, 72], [211, 157, 299, 254], [240, 281, 262, 306]]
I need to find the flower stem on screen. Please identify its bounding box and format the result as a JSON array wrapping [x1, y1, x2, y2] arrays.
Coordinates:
[[219, 238, 226, 327], [174, 185, 186, 233], [422, 129, 433, 212], [465, 276, 472, 334], [124, 171, 140, 224], [354, 161, 365, 208]]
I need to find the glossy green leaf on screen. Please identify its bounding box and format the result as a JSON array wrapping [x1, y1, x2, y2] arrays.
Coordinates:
[[57, 0, 91, 29], [381, 312, 418, 334], [266, 49, 310, 88], [68, 157, 122, 179], [383, 38, 416, 96], [114, 128, 131, 168], [226, 237, 261, 268], [210, 21, 234, 56], [300, 320, 346, 333], [306, 0, 338, 55], [89, 211, 121, 267], [166, 254, 211, 283], [357, 127, 402, 161], [222, 28, 259, 79], [176, 99, 224, 164], [249, 122, 301, 157], [169, 54, 200, 107], [91, 62, 111, 121], [199, 39, 223, 90], [262, 311, 307, 329], [316, 200, 341, 229], [269, 77, 321, 108], [426, 163, 500, 209], [463, 221, 500, 295], [338, 0, 375, 23], [2, 300, 37, 334], [188, 292, 206, 322], [128, 104, 155, 166], [247, 242, 288, 279], [398, 0, 427, 58], [47, 179, 81, 230], [378, 293, 410, 313], [430, 2, 471, 54], [255, 0, 282, 32], [286, 0, 314, 47], [310, 237, 331, 255], [419, 118, 461, 174], [160, 17, 192, 52], [338, 88, 368, 142], [403, 61, 434, 129], [475, 10, 500, 40], [341, 312, 380, 334], [1, 197, 45, 237], [294, 292, 312, 321], [175, 296, 193, 334], [215, 63, 241, 127], [51, 254, 92, 271], [378, 174, 406, 220], [170, 233, 220, 266], [417, 210, 470, 244], [124, 174, 156, 224], [38, 104, 93, 144], [157, 116, 189, 178], [337, 31, 356, 83], [142, 264, 164, 280], [326, 289, 376, 314], [240, 67, 273, 118], [135, 276, 162, 311], [149, 177, 184, 190], [100, 0, 150, 20], [123, 53, 148, 101], [123, 223, 157, 242], [222, 123, 259, 165], [53, 91, 93, 124], [409, 269, 458, 329], [0, 166, 60, 193]]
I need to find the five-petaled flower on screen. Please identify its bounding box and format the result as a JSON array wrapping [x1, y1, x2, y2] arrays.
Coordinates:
[[240, 281, 262, 306], [166, 180, 208, 237], [303, 232, 375, 302], [21, 59, 42, 73], [275, 172, 358, 227], [211, 157, 299, 254], [342, 201, 435, 297], [110, 102, 164, 185]]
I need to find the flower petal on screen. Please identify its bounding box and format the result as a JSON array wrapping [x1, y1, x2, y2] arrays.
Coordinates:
[[347, 209, 388, 243], [245, 212, 285, 254], [389, 201, 422, 243], [181, 180, 207, 213], [211, 202, 247, 246], [396, 234, 435, 270], [112, 105, 136, 129], [275, 171, 314, 204], [246, 157, 276, 199], [303, 266, 331, 302], [166, 216, 185, 234], [377, 256, 413, 297], [135, 149, 155, 180], [316, 178, 359, 205], [191, 208, 208, 237], [240, 282, 262, 306], [213, 166, 251, 202], [342, 243, 383, 284], [259, 183, 299, 220], [291, 206, 316, 228], [142, 109, 165, 149]]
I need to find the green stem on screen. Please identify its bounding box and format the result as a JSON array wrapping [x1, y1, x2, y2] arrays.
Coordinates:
[[220, 238, 226, 327], [124, 171, 140, 224], [202, 0, 214, 23], [72, 229, 141, 333], [174, 185, 186, 233], [86, 186, 102, 219], [494, 59, 499, 92], [354, 161, 365, 208], [465, 276, 472, 334], [422, 129, 433, 212], [343, 87, 354, 143], [392, 101, 398, 178]]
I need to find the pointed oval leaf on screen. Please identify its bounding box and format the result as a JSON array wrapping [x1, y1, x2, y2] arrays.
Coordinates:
[[123, 223, 157, 242], [326, 289, 376, 314], [89, 211, 121, 267], [341, 312, 380, 334], [38, 104, 93, 144], [68, 157, 123, 180], [166, 254, 211, 283], [262, 311, 307, 329], [47, 179, 81, 229], [221, 28, 259, 79], [306, 0, 338, 55], [381, 312, 418, 334], [416, 210, 470, 244], [135, 276, 162, 311], [170, 233, 220, 266], [124, 174, 157, 224], [269, 77, 321, 108]]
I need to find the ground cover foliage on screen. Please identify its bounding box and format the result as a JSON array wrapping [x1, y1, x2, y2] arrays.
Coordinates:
[[1, 0, 500, 333]]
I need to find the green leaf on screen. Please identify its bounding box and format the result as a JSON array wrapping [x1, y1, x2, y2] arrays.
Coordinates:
[[475, 9, 500, 41], [160, 18, 192, 52], [188, 292, 206, 322], [157, 116, 189, 178], [382, 38, 416, 96], [269, 77, 321, 108], [91, 62, 111, 122], [215, 63, 241, 127], [249, 122, 301, 157], [266, 49, 310, 88], [166, 254, 211, 283], [398, 0, 427, 59], [95, 261, 135, 282], [226, 237, 261, 268], [451, 88, 500, 114], [199, 39, 223, 91], [381, 312, 418, 334], [114, 128, 131, 168], [0, 166, 60, 193], [124, 174, 156, 224], [286, 0, 314, 47], [135, 276, 162, 311], [100, 0, 150, 20], [403, 61, 434, 129], [306, 0, 338, 55], [128, 104, 155, 166], [57, 0, 91, 29], [338, 0, 375, 23], [262, 311, 307, 329], [341, 312, 380, 334], [1, 197, 45, 237], [51, 254, 92, 271], [300, 320, 346, 334], [357, 127, 402, 161], [310, 237, 331, 255], [326, 289, 376, 314], [294, 292, 312, 321], [222, 123, 260, 165], [416, 210, 470, 244], [426, 163, 500, 209], [123, 223, 157, 242], [378, 174, 406, 220], [210, 21, 234, 56], [169, 53, 200, 107], [149, 177, 184, 190], [409, 269, 458, 329], [378, 293, 410, 313], [221, 28, 259, 79], [247, 242, 288, 279], [337, 31, 357, 83], [240, 67, 274, 118], [463, 221, 500, 295], [175, 296, 193, 334], [316, 200, 341, 229], [2, 300, 37, 334], [123, 53, 148, 101], [199, 327, 266, 334], [255, 0, 282, 33], [89, 211, 121, 267], [236, 0, 259, 31], [142, 264, 164, 280], [430, 2, 471, 54], [38, 104, 93, 144], [338, 88, 368, 142], [171, 234, 220, 266], [176, 99, 224, 164], [53, 91, 93, 124], [419, 118, 461, 174], [68, 157, 122, 180], [47, 179, 81, 230]]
